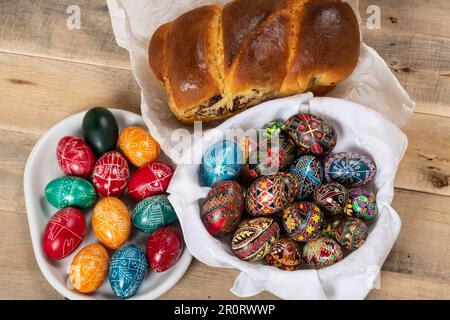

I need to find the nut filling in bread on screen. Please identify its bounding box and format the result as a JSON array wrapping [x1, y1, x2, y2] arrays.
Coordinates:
[[149, 0, 360, 124]]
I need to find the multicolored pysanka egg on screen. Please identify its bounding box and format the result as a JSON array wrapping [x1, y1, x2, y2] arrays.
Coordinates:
[[313, 182, 347, 216], [69, 243, 109, 294], [45, 176, 97, 209], [147, 226, 183, 272], [118, 127, 160, 168], [290, 155, 323, 200], [302, 237, 343, 269], [128, 161, 174, 201], [286, 113, 337, 156], [324, 152, 377, 188], [93, 151, 130, 197], [265, 237, 302, 271], [132, 195, 178, 234], [43, 207, 87, 260], [109, 244, 148, 299], [92, 197, 131, 249], [246, 173, 298, 216], [200, 140, 243, 187], [56, 136, 95, 178], [231, 217, 280, 262], [261, 119, 286, 139], [334, 218, 369, 250], [201, 181, 244, 238], [344, 187, 378, 221], [282, 202, 323, 242]]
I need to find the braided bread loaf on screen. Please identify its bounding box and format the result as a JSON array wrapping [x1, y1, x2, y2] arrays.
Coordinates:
[[149, 0, 360, 124]]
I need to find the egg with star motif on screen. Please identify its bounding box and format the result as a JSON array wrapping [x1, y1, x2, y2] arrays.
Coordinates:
[[282, 202, 323, 242], [313, 182, 347, 217], [302, 237, 343, 269], [344, 187, 378, 221], [93, 151, 130, 197], [56, 136, 95, 178], [118, 127, 160, 168], [334, 218, 369, 250], [128, 161, 174, 201], [265, 237, 302, 271], [146, 226, 183, 272], [290, 155, 324, 200]]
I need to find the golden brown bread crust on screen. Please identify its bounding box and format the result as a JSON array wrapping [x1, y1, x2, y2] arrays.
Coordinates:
[[148, 0, 360, 124]]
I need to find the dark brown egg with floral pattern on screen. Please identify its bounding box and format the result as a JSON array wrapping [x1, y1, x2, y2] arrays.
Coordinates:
[[313, 182, 347, 217], [265, 238, 302, 271]]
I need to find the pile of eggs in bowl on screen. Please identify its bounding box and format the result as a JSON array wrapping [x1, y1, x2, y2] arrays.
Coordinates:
[[42, 107, 184, 298], [199, 113, 378, 270]]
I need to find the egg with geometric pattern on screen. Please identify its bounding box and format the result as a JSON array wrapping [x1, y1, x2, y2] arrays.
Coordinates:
[[282, 202, 323, 242], [334, 218, 369, 250], [290, 155, 324, 201], [313, 182, 347, 217], [92, 151, 130, 197], [118, 127, 160, 168], [302, 237, 343, 269], [128, 161, 174, 201], [265, 237, 302, 271], [132, 195, 178, 234]]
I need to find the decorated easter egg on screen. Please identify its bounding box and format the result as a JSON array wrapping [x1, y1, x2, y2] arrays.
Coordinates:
[[43, 208, 87, 260], [286, 113, 337, 155], [200, 140, 243, 187], [56, 136, 95, 178], [147, 226, 183, 272], [109, 244, 148, 299], [246, 173, 298, 216], [201, 181, 244, 238], [261, 119, 286, 139], [93, 151, 130, 197], [313, 182, 347, 216], [92, 197, 131, 249], [282, 202, 323, 242], [69, 243, 109, 293], [265, 237, 302, 271], [290, 155, 323, 200], [128, 161, 174, 201], [45, 176, 97, 209], [324, 152, 377, 188], [231, 217, 280, 262], [320, 219, 341, 239], [82, 107, 119, 157], [132, 195, 178, 234], [118, 127, 160, 168], [302, 237, 343, 269], [344, 188, 378, 221], [334, 218, 369, 250]]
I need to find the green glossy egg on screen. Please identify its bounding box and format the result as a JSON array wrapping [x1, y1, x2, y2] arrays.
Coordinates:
[[132, 195, 178, 234], [82, 107, 119, 157], [45, 176, 97, 209]]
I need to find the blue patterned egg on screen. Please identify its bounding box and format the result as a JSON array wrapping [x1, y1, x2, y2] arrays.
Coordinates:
[[200, 140, 243, 187], [132, 195, 178, 234], [290, 155, 323, 200], [109, 244, 148, 299], [324, 152, 377, 188]]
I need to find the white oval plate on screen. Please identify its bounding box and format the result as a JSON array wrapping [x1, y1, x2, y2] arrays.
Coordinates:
[[24, 109, 192, 300]]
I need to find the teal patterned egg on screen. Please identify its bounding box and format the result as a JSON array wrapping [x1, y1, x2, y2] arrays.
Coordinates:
[[132, 195, 178, 234], [45, 176, 97, 209]]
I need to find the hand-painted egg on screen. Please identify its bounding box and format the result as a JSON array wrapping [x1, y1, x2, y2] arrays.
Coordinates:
[[147, 226, 183, 272], [313, 182, 347, 216], [82, 107, 119, 157], [118, 127, 160, 168], [344, 187, 378, 221], [261, 119, 286, 139], [302, 237, 343, 269], [282, 202, 323, 242], [56, 136, 95, 178], [69, 243, 109, 293], [201, 181, 244, 238], [43, 208, 87, 260], [231, 217, 280, 262], [92, 197, 131, 249], [93, 151, 130, 197], [286, 113, 337, 155], [265, 237, 302, 271], [45, 176, 97, 209], [324, 152, 377, 188], [132, 195, 178, 234], [128, 161, 174, 201], [109, 244, 148, 299], [290, 155, 323, 200], [320, 219, 341, 239], [200, 140, 243, 187], [334, 218, 369, 250], [246, 173, 298, 216]]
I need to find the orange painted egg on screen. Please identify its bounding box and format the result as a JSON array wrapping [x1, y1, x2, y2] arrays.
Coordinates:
[[92, 197, 131, 249], [69, 243, 109, 294], [118, 127, 160, 168]]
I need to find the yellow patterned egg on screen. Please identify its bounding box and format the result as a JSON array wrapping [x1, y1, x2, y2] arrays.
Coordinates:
[[92, 197, 131, 249], [118, 127, 160, 168]]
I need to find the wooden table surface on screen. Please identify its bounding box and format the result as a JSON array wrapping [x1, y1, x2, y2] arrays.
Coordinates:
[[0, 0, 449, 300]]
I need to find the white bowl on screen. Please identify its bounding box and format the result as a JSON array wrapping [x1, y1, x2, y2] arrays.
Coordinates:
[[24, 109, 192, 300]]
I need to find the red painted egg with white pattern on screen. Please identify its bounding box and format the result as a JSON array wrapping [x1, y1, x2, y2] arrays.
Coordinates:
[[128, 162, 174, 201], [93, 151, 130, 197], [56, 136, 95, 178], [146, 226, 183, 272], [43, 207, 87, 260]]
